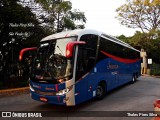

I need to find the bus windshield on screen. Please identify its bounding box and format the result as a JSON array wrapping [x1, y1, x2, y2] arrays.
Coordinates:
[[31, 37, 76, 83]]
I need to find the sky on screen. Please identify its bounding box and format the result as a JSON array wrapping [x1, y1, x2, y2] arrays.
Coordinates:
[[70, 0, 140, 37]]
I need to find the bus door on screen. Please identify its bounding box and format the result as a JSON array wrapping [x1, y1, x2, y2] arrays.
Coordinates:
[[75, 34, 98, 103], [75, 48, 87, 104]]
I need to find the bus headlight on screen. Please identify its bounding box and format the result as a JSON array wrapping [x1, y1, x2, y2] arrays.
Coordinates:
[[29, 84, 35, 92], [56, 86, 73, 96]]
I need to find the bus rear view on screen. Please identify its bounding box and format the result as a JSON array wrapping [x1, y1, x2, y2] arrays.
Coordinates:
[[20, 29, 141, 106]]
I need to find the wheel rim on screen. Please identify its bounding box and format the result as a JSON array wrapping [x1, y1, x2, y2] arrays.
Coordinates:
[[96, 86, 103, 97]]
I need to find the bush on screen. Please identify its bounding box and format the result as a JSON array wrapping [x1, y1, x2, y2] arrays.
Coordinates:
[[150, 63, 160, 76]]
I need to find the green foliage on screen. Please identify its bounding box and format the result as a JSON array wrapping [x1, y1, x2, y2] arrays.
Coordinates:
[[116, 34, 131, 43], [116, 0, 160, 33], [0, 81, 3, 89], [150, 62, 160, 76], [0, 0, 86, 89], [35, 0, 86, 32], [130, 31, 160, 64], [117, 30, 160, 64], [0, 0, 51, 89]]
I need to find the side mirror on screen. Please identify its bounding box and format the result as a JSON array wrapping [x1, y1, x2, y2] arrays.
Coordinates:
[[66, 41, 86, 58], [19, 47, 37, 61]]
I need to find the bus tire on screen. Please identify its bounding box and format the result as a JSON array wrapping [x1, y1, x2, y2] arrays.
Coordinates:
[[95, 82, 106, 100]]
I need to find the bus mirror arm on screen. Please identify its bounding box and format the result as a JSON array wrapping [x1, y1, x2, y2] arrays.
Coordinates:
[[19, 47, 37, 61], [66, 41, 86, 58]]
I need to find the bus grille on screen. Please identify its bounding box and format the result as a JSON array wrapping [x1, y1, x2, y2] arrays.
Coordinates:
[[35, 90, 56, 96]]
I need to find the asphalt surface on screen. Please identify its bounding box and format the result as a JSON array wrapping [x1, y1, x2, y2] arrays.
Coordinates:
[[0, 76, 160, 120]]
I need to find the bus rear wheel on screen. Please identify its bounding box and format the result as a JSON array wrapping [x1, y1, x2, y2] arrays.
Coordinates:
[[95, 82, 106, 100]]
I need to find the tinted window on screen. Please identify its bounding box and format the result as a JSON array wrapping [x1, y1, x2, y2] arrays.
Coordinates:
[[97, 37, 139, 62]]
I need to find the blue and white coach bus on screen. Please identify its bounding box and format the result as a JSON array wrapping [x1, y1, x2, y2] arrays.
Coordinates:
[[19, 29, 141, 106]]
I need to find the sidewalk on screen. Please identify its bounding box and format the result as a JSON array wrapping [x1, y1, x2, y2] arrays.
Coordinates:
[[141, 74, 160, 78], [0, 87, 29, 98]]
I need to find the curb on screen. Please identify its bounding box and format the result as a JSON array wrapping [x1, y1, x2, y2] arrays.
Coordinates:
[[141, 74, 160, 78], [0, 87, 29, 98], [0, 75, 159, 98], [151, 76, 160, 78], [151, 75, 160, 78]]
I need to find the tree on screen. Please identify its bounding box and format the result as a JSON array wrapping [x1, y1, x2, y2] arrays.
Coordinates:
[[35, 0, 86, 32], [116, 0, 160, 33], [117, 31, 160, 64], [0, 0, 49, 62], [116, 34, 131, 43], [130, 31, 160, 62], [0, 0, 86, 89], [0, 0, 50, 89]]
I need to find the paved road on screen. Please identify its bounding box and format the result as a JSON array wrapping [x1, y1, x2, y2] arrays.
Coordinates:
[[0, 76, 160, 120]]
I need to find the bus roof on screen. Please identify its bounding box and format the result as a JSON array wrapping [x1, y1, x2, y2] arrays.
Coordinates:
[[40, 29, 140, 52], [41, 29, 100, 42]]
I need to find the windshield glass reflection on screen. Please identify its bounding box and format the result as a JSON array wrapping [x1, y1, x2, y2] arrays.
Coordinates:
[[31, 37, 76, 83]]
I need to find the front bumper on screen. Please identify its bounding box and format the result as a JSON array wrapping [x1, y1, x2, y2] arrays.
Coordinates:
[[30, 90, 66, 105], [29, 80, 75, 106]]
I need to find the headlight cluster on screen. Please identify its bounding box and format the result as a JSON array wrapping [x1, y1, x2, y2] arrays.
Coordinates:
[[56, 86, 73, 96], [29, 84, 35, 92]]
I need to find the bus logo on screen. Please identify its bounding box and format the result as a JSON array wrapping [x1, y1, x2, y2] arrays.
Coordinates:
[[2, 112, 11, 117]]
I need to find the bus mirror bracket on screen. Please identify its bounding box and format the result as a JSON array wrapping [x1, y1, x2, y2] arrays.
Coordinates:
[[19, 47, 37, 61], [66, 41, 86, 58]]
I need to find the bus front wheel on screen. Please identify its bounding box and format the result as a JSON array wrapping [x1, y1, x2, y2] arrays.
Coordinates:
[[95, 82, 106, 100]]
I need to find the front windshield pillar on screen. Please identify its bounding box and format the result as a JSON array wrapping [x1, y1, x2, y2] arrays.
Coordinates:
[[65, 60, 72, 78]]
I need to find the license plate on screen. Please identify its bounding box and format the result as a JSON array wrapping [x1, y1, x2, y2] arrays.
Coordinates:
[[40, 97, 48, 102]]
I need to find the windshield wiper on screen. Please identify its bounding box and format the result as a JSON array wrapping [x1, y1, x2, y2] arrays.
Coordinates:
[[57, 45, 64, 56]]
